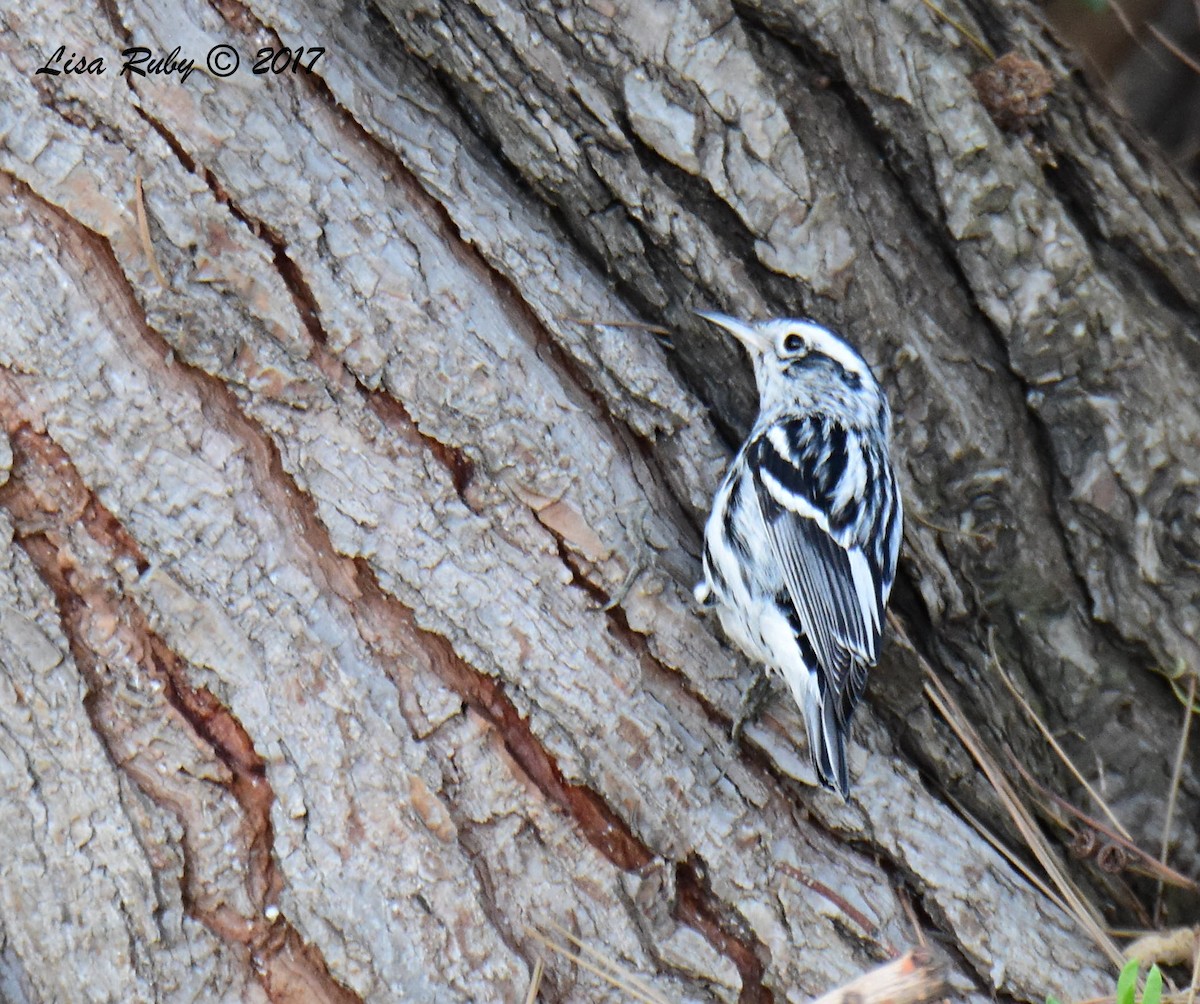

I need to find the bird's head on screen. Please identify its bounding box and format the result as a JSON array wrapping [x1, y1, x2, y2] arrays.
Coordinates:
[[696, 312, 888, 430]]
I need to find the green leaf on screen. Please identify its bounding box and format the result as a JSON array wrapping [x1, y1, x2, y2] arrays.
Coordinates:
[[1142, 965, 1163, 1004], [1117, 959, 1140, 1004], [1046, 996, 1063, 1004]]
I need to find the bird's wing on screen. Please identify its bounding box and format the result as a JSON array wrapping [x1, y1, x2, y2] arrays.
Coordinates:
[[749, 417, 900, 726]]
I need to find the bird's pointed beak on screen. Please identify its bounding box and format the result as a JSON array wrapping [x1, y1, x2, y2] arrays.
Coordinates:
[[695, 311, 770, 354]]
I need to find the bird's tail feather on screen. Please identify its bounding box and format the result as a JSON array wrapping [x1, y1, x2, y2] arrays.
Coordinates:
[[804, 690, 850, 797]]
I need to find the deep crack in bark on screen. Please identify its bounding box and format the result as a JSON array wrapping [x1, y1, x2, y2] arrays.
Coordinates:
[[0, 415, 362, 1004]]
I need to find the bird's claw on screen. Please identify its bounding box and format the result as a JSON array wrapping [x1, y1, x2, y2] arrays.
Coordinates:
[[731, 671, 776, 744], [597, 501, 654, 612]]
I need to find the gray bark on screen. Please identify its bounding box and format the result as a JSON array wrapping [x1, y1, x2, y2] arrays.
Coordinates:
[[0, 0, 1196, 1002]]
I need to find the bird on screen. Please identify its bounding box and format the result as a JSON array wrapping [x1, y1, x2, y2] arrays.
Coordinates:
[[693, 312, 903, 796]]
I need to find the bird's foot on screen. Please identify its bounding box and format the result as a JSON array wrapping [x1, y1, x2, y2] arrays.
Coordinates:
[[731, 671, 776, 744], [601, 502, 653, 612]]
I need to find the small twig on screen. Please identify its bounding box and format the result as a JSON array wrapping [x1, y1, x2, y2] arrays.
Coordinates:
[[779, 862, 891, 951], [524, 925, 670, 1004], [808, 947, 947, 1004], [917, 0, 995, 60], [1107, 0, 1200, 76], [920, 662, 1123, 968], [889, 610, 1122, 969], [1157, 673, 1197, 924], [946, 791, 1071, 916], [558, 315, 674, 336], [1105, 872, 1154, 930], [1007, 752, 1198, 891], [907, 508, 993, 544], [523, 958, 544, 1004], [541, 918, 670, 1003], [895, 886, 927, 948], [1145, 22, 1200, 76], [989, 632, 1132, 842], [1148, 660, 1200, 714], [134, 172, 167, 288], [1105, 0, 1170, 70]]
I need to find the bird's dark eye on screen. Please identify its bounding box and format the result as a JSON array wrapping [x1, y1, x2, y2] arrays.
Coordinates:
[[783, 334, 805, 354]]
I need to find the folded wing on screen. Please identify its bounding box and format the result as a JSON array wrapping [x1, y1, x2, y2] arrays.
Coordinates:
[[749, 416, 900, 786]]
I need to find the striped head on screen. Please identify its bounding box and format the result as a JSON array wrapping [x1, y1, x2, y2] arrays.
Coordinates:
[[697, 312, 888, 432]]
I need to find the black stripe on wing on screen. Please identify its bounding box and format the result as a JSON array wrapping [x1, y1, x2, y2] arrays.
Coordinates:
[[757, 417, 861, 535], [756, 419, 898, 617]]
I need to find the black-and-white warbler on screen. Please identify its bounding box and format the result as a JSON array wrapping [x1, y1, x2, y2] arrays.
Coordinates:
[[694, 312, 903, 796]]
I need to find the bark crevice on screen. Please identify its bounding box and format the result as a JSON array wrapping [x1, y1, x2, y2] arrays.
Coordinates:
[[0, 415, 362, 1004]]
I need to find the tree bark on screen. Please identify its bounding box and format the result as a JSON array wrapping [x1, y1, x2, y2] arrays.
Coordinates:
[[1, 0, 1197, 1002]]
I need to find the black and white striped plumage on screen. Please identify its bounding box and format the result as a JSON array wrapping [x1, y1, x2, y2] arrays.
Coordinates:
[[694, 313, 902, 796]]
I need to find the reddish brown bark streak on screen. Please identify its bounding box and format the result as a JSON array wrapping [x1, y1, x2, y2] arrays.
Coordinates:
[[0, 414, 361, 1004]]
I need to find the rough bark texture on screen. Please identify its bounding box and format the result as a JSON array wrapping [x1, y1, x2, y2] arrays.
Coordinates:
[[1, 0, 1197, 1002]]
